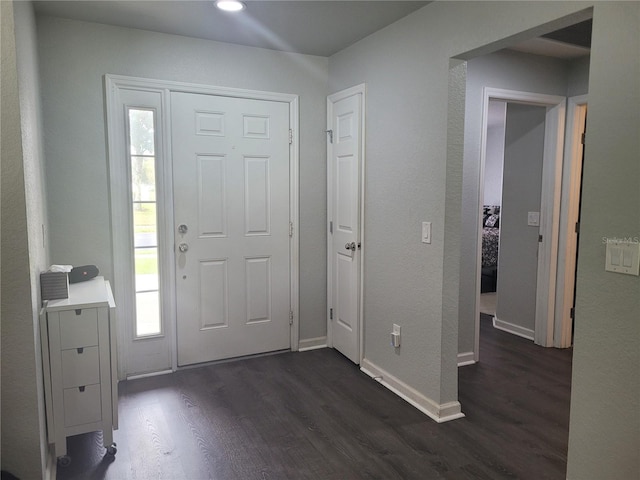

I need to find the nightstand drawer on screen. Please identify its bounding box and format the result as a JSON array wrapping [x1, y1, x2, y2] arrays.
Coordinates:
[[61, 346, 100, 388], [63, 384, 102, 427], [59, 309, 98, 349]]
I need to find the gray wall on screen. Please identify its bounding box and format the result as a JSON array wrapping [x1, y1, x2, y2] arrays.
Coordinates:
[[36, 16, 329, 341], [496, 104, 547, 332], [330, 1, 638, 476], [1, 1, 50, 477], [483, 100, 506, 206], [567, 56, 591, 98], [459, 50, 576, 356], [566, 3, 639, 479]]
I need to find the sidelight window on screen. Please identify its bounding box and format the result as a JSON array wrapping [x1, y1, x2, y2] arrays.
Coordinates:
[[127, 108, 161, 337]]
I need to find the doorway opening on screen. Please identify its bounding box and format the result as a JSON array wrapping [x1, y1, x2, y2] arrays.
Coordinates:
[[455, 17, 593, 365]]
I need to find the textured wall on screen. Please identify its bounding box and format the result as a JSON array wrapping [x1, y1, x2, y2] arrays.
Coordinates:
[[36, 16, 329, 341], [1, 1, 49, 477], [566, 3, 639, 479]]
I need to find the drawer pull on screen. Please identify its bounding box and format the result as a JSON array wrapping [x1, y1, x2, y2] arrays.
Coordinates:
[[75, 309, 82, 315], [79, 386, 85, 392], [77, 347, 84, 354]]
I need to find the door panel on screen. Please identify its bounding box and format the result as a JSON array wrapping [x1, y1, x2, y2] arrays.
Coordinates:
[[171, 92, 290, 366], [328, 90, 362, 364]]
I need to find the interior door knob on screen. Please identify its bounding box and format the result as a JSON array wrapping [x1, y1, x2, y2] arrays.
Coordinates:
[[345, 242, 356, 251]]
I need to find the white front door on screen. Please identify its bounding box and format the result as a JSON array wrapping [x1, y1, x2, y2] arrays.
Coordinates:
[[171, 92, 291, 366], [327, 86, 364, 364]]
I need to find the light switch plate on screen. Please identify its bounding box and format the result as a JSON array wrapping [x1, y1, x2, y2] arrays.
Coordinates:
[[422, 222, 431, 244], [528, 212, 540, 227], [605, 240, 640, 276]]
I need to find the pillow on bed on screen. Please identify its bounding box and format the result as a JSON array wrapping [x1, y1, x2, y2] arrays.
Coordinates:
[[484, 214, 499, 228]]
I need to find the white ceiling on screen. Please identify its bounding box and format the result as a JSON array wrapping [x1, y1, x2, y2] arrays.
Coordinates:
[[33, 0, 431, 57]]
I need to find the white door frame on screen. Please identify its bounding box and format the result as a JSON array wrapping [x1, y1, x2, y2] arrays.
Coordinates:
[[106, 74, 300, 378], [554, 94, 587, 348], [326, 83, 366, 364], [474, 87, 566, 359]]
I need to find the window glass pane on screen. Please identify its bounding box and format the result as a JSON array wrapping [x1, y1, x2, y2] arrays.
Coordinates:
[[134, 248, 159, 291], [128, 108, 161, 338], [131, 156, 156, 202], [135, 291, 161, 336], [133, 203, 157, 248], [129, 110, 155, 155]]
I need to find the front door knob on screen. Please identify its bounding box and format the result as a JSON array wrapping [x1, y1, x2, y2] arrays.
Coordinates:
[[178, 224, 188, 234], [178, 243, 189, 253]]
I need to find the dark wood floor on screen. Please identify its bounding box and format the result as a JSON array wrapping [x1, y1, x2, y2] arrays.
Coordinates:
[[57, 315, 572, 479]]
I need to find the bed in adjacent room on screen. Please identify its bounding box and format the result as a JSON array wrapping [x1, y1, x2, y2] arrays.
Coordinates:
[[481, 205, 500, 293]]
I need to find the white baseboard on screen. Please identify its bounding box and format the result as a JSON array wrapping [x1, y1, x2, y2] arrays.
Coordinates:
[[493, 316, 535, 341], [45, 444, 57, 480], [360, 358, 465, 423], [457, 351, 476, 366], [298, 336, 327, 352]]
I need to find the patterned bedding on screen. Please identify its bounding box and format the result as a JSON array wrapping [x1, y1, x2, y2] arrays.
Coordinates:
[[481, 205, 500, 268], [482, 227, 500, 267]]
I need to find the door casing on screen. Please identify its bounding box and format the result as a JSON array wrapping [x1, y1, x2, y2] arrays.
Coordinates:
[[106, 74, 300, 378], [554, 95, 587, 348], [326, 83, 366, 364]]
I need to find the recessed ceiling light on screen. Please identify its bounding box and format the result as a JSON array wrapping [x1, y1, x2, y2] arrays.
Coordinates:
[[215, 0, 245, 12]]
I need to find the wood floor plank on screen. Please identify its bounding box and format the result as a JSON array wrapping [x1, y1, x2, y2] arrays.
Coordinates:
[[57, 314, 572, 479]]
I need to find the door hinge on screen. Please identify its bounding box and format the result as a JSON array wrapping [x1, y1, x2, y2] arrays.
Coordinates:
[[289, 222, 294, 237], [575, 221, 580, 234], [289, 310, 294, 325], [570, 307, 575, 320], [329, 221, 333, 234], [289, 129, 293, 145], [325, 129, 333, 144], [538, 234, 543, 243], [329, 308, 333, 320], [581, 132, 586, 145]]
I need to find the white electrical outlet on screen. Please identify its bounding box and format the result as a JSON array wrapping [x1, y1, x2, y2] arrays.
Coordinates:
[[391, 324, 401, 347], [421, 222, 431, 244]]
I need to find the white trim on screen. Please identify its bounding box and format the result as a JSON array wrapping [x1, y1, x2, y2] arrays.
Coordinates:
[[106, 84, 174, 378], [126, 369, 173, 381], [298, 337, 328, 351], [474, 87, 566, 361], [289, 97, 300, 352], [44, 446, 56, 480], [554, 95, 587, 348], [457, 351, 476, 366], [326, 83, 366, 364], [535, 96, 566, 347], [361, 359, 465, 423], [106, 74, 300, 377], [492, 316, 535, 341]]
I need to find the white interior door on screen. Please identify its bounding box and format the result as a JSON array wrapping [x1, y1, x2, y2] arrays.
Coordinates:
[[327, 86, 364, 364], [171, 92, 291, 366]]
